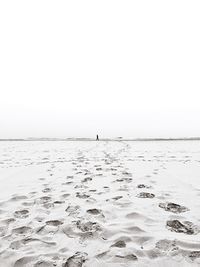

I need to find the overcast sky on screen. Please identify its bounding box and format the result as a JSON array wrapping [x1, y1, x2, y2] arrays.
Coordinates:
[[0, 1, 200, 138]]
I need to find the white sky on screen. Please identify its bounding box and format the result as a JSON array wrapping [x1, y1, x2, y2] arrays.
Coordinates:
[[0, 1, 200, 138]]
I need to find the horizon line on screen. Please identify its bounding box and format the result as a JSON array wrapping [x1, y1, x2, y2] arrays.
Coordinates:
[[1, 137, 200, 141]]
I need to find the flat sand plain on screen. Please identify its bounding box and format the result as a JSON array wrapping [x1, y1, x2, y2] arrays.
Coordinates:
[[0, 140, 200, 266]]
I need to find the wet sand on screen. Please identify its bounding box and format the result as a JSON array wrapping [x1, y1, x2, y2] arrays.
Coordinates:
[[0, 140, 200, 266]]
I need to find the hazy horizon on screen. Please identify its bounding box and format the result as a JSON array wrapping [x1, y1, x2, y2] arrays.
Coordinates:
[[1, 136, 200, 141]]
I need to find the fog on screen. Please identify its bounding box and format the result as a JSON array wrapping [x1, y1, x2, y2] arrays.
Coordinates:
[[0, 1, 200, 138]]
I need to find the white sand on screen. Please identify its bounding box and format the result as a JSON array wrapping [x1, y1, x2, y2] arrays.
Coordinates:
[[0, 140, 200, 266]]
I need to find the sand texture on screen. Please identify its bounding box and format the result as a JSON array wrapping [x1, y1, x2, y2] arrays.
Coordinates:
[[0, 140, 200, 266]]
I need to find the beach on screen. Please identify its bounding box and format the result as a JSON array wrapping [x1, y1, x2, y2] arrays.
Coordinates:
[[0, 140, 200, 266]]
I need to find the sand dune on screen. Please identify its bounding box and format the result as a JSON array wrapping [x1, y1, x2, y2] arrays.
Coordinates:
[[0, 140, 200, 266]]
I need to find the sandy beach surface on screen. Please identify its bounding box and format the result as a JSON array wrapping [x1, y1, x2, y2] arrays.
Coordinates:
[[0, 140, 200, 267]]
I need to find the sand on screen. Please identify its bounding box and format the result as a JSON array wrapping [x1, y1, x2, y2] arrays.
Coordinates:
[[0, 140, 200, 266]]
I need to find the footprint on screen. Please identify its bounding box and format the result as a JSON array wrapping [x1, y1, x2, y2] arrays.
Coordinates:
[[89, 189, 97, 192], [111, 240, 126, 248], [76, 220, 102, 233], [67, 175, 74, 178], [116, 179, 124, 182], [14, 209, 29, 219], [112, 196, 123, 201], [187, 251, 200, 260], [86, 209, 101, 215], [155, 239, 178, 252], [64, 252, 88, 267], [42, 188, 51, 193], [36, 196, 52, 205], [137, 192, 155, 199], [65, 205, 80, 216], [45, 220, 63, 226], [12, 226, 32, 235], [159, 202, 189, 213], [137, 184, 151, 189], [54, 200, 65, 204], [76, 193, 90, 199], [166, 220, 199, 235], [82, 177, 92, 183]]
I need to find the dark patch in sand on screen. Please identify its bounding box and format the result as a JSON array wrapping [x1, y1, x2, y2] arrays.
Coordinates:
[[76, 193, 90, 199], [12, 226, 32, 235], [166, 220, 199, 235], [14, 209, 29, 218], [76, 220, 101, 232], [54, 200, 65, 204], [115, 254, 137, 261], [111, 240, 126, 248], [46, 220, 63, 226], [159, 202, 189, 213], [188, 251, 200, 260], [137, 192, 155, 198], [86, 208, 101, 215], [112, 196, 123, 201], [137, 184, 151, 189]]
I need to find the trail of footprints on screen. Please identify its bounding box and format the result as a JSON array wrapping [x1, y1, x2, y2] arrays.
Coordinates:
[[0, 142, 200, 266]]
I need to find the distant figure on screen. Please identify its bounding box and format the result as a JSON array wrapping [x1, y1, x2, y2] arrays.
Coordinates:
[[96, 134, 99, 141]]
